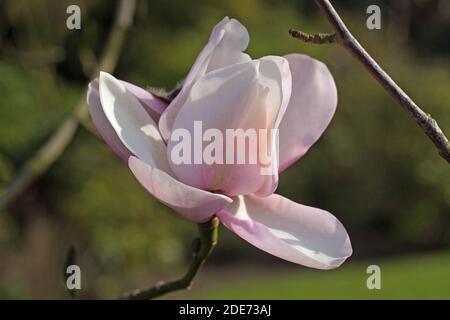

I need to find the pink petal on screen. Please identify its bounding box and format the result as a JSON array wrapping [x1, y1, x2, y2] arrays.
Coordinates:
[[159, 17, 251, 141], [128, 156, 233, 222], [87, 78, 168, 162], [278, 54, 337, 172], [98, 72, 171, 173], [121, 80, 168, 122], [167, 57, 291, 197], [87, 79, 132, 163], [217, 194, 352, 269]]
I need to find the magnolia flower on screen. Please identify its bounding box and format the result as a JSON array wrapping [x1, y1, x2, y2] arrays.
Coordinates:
[[87, 17, 352, 269]]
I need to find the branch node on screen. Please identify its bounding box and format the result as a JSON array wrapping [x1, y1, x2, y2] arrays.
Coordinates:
[[309, 0, 450, 164], [289, 28, 336, 44]]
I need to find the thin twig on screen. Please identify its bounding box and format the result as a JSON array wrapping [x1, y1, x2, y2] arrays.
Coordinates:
[[288, 29, 336, 44], [121, 217, 219, 300], [291, 0, 450, 163], [0, 0, 136, 210]]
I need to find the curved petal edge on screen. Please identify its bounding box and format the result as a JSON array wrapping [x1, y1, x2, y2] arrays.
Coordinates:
[[87, 79, 133, 163], [217, 194, 352, 269], [278, 54, 338, 172], [128, 156, 233, 223]]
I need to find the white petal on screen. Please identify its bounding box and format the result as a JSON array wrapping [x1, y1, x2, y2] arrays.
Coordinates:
[[167, 57, 291, 197], [98, 72, 171, 173], [129, 156, 232, 222], [87, 79, 133, 163], [218, 194, 352, 269], [278, 54, 337, 172], [159, 17, 251, 141]]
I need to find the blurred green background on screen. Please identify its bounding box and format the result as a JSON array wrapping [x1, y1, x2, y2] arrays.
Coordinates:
[[0, 0, 449, 299]]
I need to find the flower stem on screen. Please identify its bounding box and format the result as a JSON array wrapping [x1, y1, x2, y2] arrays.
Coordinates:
[[121, 217, 219, 300]]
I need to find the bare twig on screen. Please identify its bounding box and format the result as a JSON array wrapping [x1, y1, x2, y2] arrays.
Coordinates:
[[291, 0, 450, 163], [288, 29, 336, 44], [121, 217, 219, 300], [0, 0, 137, 210]]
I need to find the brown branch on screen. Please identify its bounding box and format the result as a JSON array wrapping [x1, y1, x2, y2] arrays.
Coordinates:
[[291, 0, 450, 163], [121, 217, 219, 300], [0, 0, 137, 210], [288, 29, 336, 44]]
